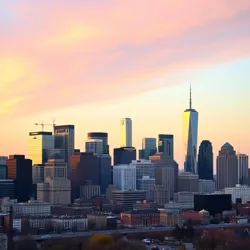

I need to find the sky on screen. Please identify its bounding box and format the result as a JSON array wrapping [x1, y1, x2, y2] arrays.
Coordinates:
[[1, 0, 250, 169]]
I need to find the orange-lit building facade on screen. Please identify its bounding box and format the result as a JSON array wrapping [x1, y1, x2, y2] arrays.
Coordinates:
[[120, 209, 160, 227]]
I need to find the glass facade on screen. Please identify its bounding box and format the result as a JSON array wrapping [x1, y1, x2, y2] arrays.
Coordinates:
[[158, 134, 174, 157]]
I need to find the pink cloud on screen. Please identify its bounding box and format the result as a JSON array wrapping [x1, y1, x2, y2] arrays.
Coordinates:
[[1, 0, 250, 117]]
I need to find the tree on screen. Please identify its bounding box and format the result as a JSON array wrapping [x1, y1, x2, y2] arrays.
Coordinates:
[[89, 234, 114, 249], [14, 238, 38, 250]]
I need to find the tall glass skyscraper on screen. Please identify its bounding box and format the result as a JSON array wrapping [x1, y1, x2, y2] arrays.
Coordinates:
[[158, 134, 174, 157], [120, 118, 132, 147], [139, 138, 157, 159], [183, 85, 198, 174]]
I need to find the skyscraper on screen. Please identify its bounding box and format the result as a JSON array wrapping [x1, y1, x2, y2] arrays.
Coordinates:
[[0, 156, 8, 179], [139, 138, 157, 160], [120, 118, 132, 147], [114, 147, 136, 165], [183, 85, 198, 173], [85, 139, 103, 155], [237, 154, 249, 184], [54, 125, 75, 169], [158, 134, 174, 157], [197, 140, 213, 180], [6, 155, 32, 202], [216, 143, 238, 190], [87, 132, 109, 154], [28, 132, 54, 165]]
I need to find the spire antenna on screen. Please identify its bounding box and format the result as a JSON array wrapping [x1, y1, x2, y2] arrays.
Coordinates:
[[189, 82, 192, 109]]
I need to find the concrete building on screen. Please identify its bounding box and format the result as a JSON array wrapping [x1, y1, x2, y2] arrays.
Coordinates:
[[87, 132, 109, 154], [120, 118, 132, 147], [37, 154, 71, 205], [113, 164, 136, 190], [150, 153, 177, 199], [0, 156, 8, 179], [183, 85, 198, 174], [32, 164, 44, 184], [6, 155, 33, 202], [1, 197, 51, 216], [174, 192, 197, 205], [85, 139, 103, 155], [216, 143, 238, 190], [0, 234, 7, 250], [152, 185, 169, 206], [113, 147, 136, 165], [224, 184, 250, 204], [52, 216, 88, 231], [237, 154, 249, 185], [80, 183, 100, 199], [139, 138, 157, 160], [178, 172, 199, 192], [198, 179, 216, 194], [54, 125, 75, 171], [28, 132, 54, 165], [158, 134, 174, 157], [87, 213, 117, 230], [159, 209, 183, 227]]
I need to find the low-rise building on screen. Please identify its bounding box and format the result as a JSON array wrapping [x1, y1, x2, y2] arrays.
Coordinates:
[[182, 210, 210, 225], [0, 234, 7, 250], [52, 216, 88, 231], [120, 209, 160, 228], [224, 185, 250, 204], [198, 179, 216, 194], [159, 209, 183, 227], [87, 212, 117, 230]]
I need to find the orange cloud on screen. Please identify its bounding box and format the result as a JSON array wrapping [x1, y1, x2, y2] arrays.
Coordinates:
[[1, 0, 250, 117]]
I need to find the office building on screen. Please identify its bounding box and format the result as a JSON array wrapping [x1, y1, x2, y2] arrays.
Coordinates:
[[114, 147, 136, 165], [0, 156, 7, 179], [37, 154, 71, 205], [237, 154, 249, 185], [194, 194, 232, 215], [70, 152, 99, 201], [150, 153, 178, 199], [87, 132, 109, 154], [0, 180, 15, 199], [224, 184, 250, 204], [113, 164, 136, 190], [99, 154, 112, 194], [120, 118, 132, 147], [112, 190, 146, 209], [197, 140, 213, 180], [54, 125, 75, 170], [80, 182, 100, 199], [158, 134, 174, 157], [28, 131, 54, 165], [152, 185, 169, 206], [183, 85, 198, 174], [6, 155, 32, 202], [85, 139, 103, 155], [139, 138, 157, 160], [32, 164, 44, 184], [178, 172, 199, 192], [198, 179, 216, 194], [216, 143, 238, 190]]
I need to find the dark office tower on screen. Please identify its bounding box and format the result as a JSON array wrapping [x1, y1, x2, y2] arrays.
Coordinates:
[[6, 155, 32, 202], [216, 143, 238, 190], [139, 138, 157, 160], [99, 154, 111, 194], [197, 140, 213, 180], [0, 156, 8, 179], [158, 134, 174, 158], [0, 180, 15, 199], [54, 125, 75, 170], [70, 152, 99, 201], [87, 132, 109, 154], [113, 147, 136, 165]]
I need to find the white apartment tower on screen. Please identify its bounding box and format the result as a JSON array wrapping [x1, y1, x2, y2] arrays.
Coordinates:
[[113, 164, 136, 190], [85, 139, 103, 155], [120, 118, 132, 147]]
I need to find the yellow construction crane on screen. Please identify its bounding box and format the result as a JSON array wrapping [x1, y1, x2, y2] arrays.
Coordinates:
[[34, 119, 56, 131]]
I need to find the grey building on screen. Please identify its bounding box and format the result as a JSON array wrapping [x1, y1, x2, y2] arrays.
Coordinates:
[[99, 154, 112, 194], [114, 147, 136, 165], [87, 132, 109, 154], [158, 134, 174, 158], [177, 172, 199, 192], [216, 143, 238, 190], [0, 156, 8, 179], [0, 180, 15, 199], [237, 154, 249, 185], [139, 138, 157, 160]]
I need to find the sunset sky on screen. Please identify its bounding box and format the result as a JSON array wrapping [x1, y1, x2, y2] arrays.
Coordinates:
[[1, 0, 250, 169]]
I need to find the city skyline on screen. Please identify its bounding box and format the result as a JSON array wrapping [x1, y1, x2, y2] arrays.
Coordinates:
[[1, 1, 250, 168]]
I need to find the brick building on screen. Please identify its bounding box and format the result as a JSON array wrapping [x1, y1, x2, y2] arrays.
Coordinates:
[[120, 209, 160, 227], [182, 209, 210, 225]]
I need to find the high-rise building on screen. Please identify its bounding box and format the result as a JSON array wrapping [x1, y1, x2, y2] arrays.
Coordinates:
[[0, 180, 15, 199], [216, 143, 238, 190], [158, 134, 174, 157], [6, 155, 33, 202], [99, 154, 112, 194], [183, 85, 198, 174], [70, 152, 99, 201], [37, 154, 71, 205], [120, 118, 132, 147], [113, 164, 136, 190], [87, 132, 109, 154], [177, 172, 199, 192], [85, 139, 103, 155], [197, 140, 213, 180], [54, 125, 75, 170], [0, 156, 8, 179], [139, 138, 157, 160], [237, 154, 249, 185], [28, 132, 54, 165], [32, 164, 44, 184], [114, 147, 136, 165]]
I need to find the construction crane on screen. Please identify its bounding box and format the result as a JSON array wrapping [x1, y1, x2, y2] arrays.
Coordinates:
[[34, 119, 56, 132]]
